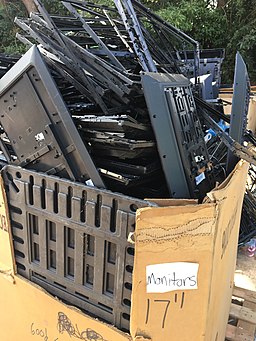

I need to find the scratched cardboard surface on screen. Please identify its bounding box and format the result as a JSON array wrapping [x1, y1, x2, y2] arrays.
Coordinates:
[[0, 275, 132, 341], [131, 160, 249, 341]]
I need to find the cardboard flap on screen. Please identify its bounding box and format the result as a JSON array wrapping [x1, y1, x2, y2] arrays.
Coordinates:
[[131, 203, 217, 340], [145, 199, 198, 207], [0, 274, 132, 341], [205, 161, 249, 340], [131, 161, 248, 341]]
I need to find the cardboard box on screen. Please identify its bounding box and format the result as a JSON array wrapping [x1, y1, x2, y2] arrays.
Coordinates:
[[220, 91, 256, 121], [131, 160, 249, 341], [0, 160, 249, 341]]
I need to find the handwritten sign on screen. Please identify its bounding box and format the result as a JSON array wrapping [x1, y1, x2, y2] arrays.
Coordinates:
[[57, 312, 108, 341], [146, 262, 199, 293], [29, 313, 109, 341], [145, 292, 186, 328], [31, 323, 54, 341]]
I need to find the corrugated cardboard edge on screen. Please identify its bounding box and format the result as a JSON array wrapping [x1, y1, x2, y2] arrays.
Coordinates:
[[205, 160, 249, 341], [0, 176, 16, 283]]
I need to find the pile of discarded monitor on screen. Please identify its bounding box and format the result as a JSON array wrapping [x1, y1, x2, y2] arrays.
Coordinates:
[[1, 0, 256, 330]]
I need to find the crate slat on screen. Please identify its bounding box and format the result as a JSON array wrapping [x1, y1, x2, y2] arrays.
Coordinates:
[[226, 286, 256, 341], [229, 304, 256, 324]]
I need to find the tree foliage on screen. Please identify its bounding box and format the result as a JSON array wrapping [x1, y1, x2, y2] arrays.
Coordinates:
[[156, 0, 227, 49], [0, 1, 27, 53], [221, 0, 256, 82], [0, 0, 255, 82], [149, 0, 256, 83]]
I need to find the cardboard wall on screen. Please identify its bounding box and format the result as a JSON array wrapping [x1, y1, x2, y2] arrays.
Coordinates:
[[0, 275, 132, 341], [205, 161, 249, 340], [219, 92, 256, 124], [131, 161, 249, 341]]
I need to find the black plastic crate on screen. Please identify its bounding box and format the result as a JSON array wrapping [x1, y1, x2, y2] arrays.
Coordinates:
[[2, 165, 156, 331]]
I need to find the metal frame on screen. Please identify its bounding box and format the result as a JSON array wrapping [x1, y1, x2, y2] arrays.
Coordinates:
[[131, 0, 200, 83], [114, 0, 157, 72]]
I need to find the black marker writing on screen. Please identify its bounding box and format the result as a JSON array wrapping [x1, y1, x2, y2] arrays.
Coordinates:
[[57, 312, 107, 341], [145, 299, 150, 324], [31, 323, 48, 341], [154, 300, 170, 328], [0, 213, 7, 231], [221, 203, 238, 259], [180, 292, 185, 309], [145, 292, 186, 329], [147, 272, 197, 288]]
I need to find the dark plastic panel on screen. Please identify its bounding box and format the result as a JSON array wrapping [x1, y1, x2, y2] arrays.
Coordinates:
[[0, 46, 104, 188], [2, 165, 155, 331], [142, 72, 214, 199]]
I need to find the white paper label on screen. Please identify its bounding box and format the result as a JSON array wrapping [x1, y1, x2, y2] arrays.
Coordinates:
[[146, 262, 199, 293], [195, 172, 206, 185], [35, 132, 45, 142]]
